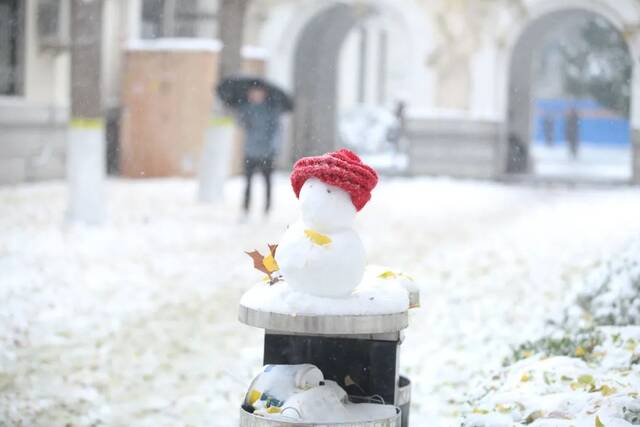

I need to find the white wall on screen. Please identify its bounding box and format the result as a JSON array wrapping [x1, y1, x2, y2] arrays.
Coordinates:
[[337, 14, 413, 113], [23, 0, 70, 107], [102, 0, 142, 109], [338, 28, 360, 110], [18, 0, 142, 111], [469, 40, 499, 120]]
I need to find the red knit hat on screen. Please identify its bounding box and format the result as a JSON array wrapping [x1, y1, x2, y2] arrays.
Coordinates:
[[291, 148, 378, 211]]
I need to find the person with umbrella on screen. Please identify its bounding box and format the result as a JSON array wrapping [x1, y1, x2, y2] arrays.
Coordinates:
[[217, 77, 293, 218]]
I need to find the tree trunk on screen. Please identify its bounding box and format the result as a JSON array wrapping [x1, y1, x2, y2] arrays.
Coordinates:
[[68, 0, 106, 224], [70, 0, 103, 119], [218, 0, 249, 78]]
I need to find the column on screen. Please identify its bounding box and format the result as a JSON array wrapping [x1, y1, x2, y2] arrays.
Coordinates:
[[377, 29, 387, 105], [357, 26, 367, 104], [67, 0, 106, 224]]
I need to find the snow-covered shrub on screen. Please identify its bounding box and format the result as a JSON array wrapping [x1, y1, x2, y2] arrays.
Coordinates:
[[505, 236, 640, 366], [562, 238, 640, 328], [462, 237, 640, 427], [503, 237, 640, 366], [504, 328, 603, 366], [462, 327, 640, 427]]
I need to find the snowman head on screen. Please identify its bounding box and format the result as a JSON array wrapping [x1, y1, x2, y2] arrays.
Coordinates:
[[290, 149, 378, 214], [299, 178, 356, 232]]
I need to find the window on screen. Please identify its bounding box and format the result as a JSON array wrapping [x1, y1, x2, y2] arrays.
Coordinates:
[[0, 0, 22, 95], [141, 0, 210, 39], [141, 0, 164, 38]]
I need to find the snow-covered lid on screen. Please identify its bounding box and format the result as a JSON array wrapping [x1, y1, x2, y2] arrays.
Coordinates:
[[238, 304, 408, 335], [239, 267, 416, 334], [127, 38, 222, 52]]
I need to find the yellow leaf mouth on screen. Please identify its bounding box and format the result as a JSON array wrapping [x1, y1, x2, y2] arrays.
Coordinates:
[[304, 229, 332, 246], [378, 271, 397, 279]]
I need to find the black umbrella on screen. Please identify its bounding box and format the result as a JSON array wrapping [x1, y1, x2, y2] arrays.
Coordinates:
[[216, 76, 293, 112]]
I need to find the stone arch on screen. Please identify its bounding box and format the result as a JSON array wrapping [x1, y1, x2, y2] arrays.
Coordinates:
[[501, 1, 640, 178], [290, 3, 361, 159], [258, 0, 434, 163]]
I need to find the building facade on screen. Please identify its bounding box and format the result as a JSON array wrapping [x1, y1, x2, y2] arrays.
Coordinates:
[[0, 0, 140, 183], [1, 0, 640, 184]]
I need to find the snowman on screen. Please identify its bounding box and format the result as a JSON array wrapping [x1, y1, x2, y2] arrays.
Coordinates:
[[276, 149, 378, 298]]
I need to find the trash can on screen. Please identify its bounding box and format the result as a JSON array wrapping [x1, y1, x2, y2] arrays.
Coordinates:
[[398, 376, 411, 427], [238, 305, 415, 426]]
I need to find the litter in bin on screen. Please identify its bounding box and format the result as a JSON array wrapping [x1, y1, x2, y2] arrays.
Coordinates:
[[243, 364, 398, 423]]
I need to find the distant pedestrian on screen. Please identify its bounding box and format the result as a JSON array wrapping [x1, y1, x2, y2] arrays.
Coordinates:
[[543, 113, 554, 147], [237, 86, 281, 216], [386, 101, 406, 154], [217, 77, 293, 219], [565, 107, 580, 158]]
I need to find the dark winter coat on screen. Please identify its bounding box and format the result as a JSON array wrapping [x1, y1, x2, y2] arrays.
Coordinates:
[[237, 103, 281, 159]]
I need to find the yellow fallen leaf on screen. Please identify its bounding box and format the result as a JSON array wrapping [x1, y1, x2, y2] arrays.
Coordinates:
[[625, 338, 637, 351], [600, 385, 616, 396], [304, 229, 332, 246], [525, 410, 544, 424], [267, 406, 282, 414], [247, 389, 261, 405], [578, 374, 595, 386], [378, 271, 397, 279], [495, 403, 512, 413], [262, 254, 279, 273], [472, 408, 489, 414], [521, 373, 532, 382], [595, 415, 605, 427], [575, 346, 586, 357]]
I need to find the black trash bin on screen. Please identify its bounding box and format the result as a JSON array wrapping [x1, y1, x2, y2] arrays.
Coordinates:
[[238, 305, 415, 426]]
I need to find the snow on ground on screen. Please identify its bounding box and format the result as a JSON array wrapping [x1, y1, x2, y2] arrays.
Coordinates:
[[1, 176, 640, 426]]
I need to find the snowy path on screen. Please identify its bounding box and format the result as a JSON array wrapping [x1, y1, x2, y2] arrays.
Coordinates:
[[1, 176, 640, 426]]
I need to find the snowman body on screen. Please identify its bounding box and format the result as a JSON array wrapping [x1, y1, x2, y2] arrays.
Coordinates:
[[277, 178, 366, 298]]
